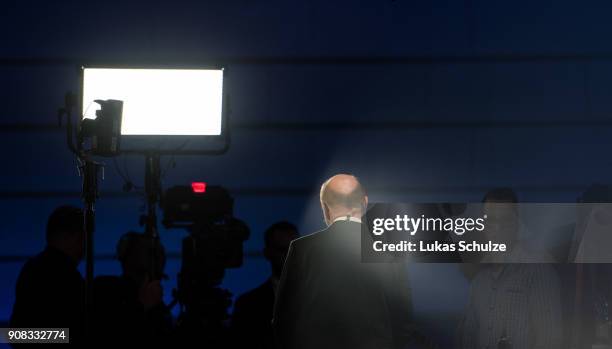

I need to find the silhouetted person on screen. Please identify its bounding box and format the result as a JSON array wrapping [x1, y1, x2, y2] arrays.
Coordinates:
[[231, 221, 299, 349], [93, 232, 171, 343], [273, 174, 413, 349], [458, 188, 562, 349], [458, 189, 520, 281], [10, 205, 85, 341], [561, 184, 612, 348]]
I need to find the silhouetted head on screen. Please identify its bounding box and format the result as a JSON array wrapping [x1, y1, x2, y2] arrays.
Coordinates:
[[575, 183, 612, 229], [116, 232, 166, 285], [482, 187, 518, 204], [578, 183, 612, 203], [320, 174, 368, 226], [46, 205, 85, 264], [482, 187, 519, 246], [263, 221, 299, 279]]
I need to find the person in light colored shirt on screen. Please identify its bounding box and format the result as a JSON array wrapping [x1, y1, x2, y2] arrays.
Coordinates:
[[458, 188, 562, 349]]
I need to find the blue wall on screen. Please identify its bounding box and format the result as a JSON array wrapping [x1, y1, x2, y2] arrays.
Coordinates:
[[2, 1, 612, 337]]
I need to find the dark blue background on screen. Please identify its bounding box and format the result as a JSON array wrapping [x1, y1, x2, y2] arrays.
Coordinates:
[[1, 0, 611, 344]]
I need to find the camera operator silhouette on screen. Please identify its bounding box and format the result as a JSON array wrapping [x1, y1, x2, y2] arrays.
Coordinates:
[[272, 174, 414, 349], [10, 205, 85, 342], [93, 232, 172, 343], [231, 221, 299, 349]]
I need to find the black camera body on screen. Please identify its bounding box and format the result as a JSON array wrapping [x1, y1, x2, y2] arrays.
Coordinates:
[[163, 185, 250, 274], [163, 185, 233, 226]]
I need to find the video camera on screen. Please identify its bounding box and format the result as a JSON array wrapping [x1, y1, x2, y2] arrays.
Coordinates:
[[163, 183, 249, 271], [162, 183, 249, 338]]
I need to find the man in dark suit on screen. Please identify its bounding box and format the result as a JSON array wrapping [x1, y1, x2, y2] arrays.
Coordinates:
[[273, 174, 413, 349], [10, 205, 85, 342], [231, 221, 299, 349]]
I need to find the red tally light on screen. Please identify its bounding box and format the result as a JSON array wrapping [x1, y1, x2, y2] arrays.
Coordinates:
[[191, 182, 207, 193]]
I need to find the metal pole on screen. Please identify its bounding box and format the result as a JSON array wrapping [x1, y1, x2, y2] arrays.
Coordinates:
[[81, 158, 98, 338], [144, 153, 161, 237]]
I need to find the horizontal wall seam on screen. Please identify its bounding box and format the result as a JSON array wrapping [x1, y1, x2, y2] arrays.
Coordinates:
[[5, 54, 612, 66], [2, 120, 612, 133]]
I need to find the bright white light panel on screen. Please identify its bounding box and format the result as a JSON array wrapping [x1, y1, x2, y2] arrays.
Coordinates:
[[82, 68, 224, 136]]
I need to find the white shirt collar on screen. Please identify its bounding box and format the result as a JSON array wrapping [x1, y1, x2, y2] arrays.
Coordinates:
[[332, 216, 362, 224]]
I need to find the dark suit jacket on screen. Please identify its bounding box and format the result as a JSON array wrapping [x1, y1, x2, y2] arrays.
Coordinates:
[[231, 279, 276, 349], [273, 220, 413, 349]]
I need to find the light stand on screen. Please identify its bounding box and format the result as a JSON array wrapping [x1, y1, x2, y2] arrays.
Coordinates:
[[141, 152, 164, 288], [60, 66, 230, 342], [58, 92, 99, 337], [143, 153, 162, 237], [58, 92, 122, 339], [79, 156, 102, 336]]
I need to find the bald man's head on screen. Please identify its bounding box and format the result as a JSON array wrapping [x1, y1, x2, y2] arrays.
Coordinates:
[[320, 174, 368, 226]]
